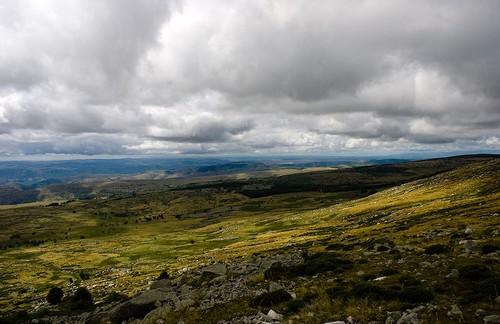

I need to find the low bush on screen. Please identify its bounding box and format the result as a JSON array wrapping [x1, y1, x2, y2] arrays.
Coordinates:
[[70, 287, 94, 310], [481, 244, 499, 254], [250, 289, 292, 308], [399, 286, 433, 303], [46, 287, 64, 305], [351, 282, 398, 300], [158, 270, 170, 280], [424, 244, 450, 255], [458, 264, 494, 281]]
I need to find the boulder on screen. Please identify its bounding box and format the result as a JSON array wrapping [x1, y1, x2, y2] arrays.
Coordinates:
[[150, 279, 171, 290], [108, 289, 178, 323]]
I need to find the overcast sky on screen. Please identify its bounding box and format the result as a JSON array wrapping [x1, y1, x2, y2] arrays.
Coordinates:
[[0, 0, 499, 157]]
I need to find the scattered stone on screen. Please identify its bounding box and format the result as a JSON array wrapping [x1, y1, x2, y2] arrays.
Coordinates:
[[465, 227, 473, 235]]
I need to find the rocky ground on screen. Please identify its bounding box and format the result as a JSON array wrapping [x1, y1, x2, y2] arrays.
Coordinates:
[[4, 224, 499, 324]]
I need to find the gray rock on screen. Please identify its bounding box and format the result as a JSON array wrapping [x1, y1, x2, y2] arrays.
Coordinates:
[[476, 309, 487, 317], [108, 289, 178, 323], [269, 281, 284, 292], [150, 279, 171, 290], [484, 315, 500, 323], [201, 263, 227, 276], [385, 311, 402, 324], [446, 269, 459, 279], [396, 312, 419, 324], [209, 275, 227, 285]]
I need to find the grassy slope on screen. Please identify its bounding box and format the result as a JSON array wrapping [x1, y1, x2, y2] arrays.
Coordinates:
[[0, 156, 498, 317]]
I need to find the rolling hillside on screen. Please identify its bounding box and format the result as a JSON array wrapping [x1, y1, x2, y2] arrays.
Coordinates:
[[0, 156, 499, 323]]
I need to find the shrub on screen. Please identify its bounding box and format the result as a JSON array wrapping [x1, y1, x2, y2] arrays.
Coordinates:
[[250, 289, 292, 308], [158, 270, 170, 280], [326, 286, 350, 300], [399, 286, 433, 303], [351, 282, 398, 300], [70, 287, 94, 310], [481, 244, 499, 254], [424, 244, 450, 255], [79, 270, 90, 280], [398, 275, 421, 287], [460, 276, 500, 304], [46, 287, 64, 304], [296, 252, 353, 276], [380, 268, 399, 276], [458, 264, 494, 281], [377, 245, 390, 252]]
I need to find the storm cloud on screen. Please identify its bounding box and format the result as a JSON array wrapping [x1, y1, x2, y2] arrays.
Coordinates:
[[0, 0, 499, 156]]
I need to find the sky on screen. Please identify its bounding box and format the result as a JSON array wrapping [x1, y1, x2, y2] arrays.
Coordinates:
[[0, 0, 499, 158]]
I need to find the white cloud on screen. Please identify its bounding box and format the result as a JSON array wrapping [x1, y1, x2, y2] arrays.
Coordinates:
[[0, 0, 499, 156]]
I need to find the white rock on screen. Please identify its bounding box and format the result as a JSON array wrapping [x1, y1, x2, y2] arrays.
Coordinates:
[[465, 227, 473, 235], [267, 309, 283, 321]]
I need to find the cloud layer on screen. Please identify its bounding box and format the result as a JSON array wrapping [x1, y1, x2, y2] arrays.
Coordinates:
[[1, 0, 499, 156]]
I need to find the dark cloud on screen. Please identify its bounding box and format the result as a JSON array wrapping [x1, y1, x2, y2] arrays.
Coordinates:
[[0, 0, 499, 156]]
